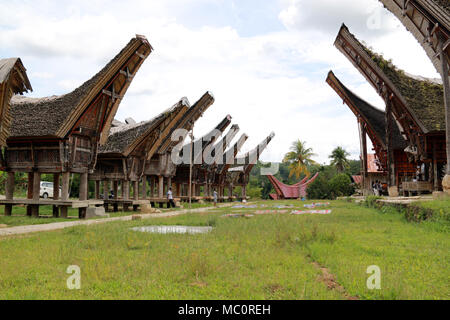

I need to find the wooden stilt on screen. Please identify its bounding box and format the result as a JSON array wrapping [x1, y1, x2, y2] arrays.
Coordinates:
[[141, 176, 147, 199], [26, 173, 33, 216], [158, 176, 164, 198], [32, 172, 41, 217], [52, 173, 60, 217], [95, 181, 100, 199], [4, 172, 15, 216], [133, 181, 139, 200], [79, 173, 88, 201]]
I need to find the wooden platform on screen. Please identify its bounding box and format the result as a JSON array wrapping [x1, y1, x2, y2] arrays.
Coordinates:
[[103, 199, 149, 206], [0, 199, 103, 208]]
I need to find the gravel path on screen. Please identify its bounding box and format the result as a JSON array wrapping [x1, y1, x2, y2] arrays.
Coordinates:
[[0, 206, 227, 238]]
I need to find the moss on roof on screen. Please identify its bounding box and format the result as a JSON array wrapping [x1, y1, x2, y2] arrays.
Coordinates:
[[361, 43, 445, 132]]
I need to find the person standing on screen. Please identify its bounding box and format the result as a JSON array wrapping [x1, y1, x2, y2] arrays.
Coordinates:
[[213, 189, 218, 207], [167, 187, 175, 208]]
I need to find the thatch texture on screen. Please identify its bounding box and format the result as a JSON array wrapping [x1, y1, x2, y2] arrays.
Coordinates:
[[100, 99, 188, 156], [0, 58, 32, 146], [336, 24, 445, 133], [379, 0, 449, 76], [10, 36, 152, 139]]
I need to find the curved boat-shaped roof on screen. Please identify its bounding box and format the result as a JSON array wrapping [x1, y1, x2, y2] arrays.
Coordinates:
[[100, 98, 189, 158], [0, 58, 32, 145], [10, 35, 152, 142], [335, 24, 444, 134], [378, 0, 449, 76]]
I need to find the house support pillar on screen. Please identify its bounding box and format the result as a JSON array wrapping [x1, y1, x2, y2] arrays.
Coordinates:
[[438, 35, 450, 194], [4, 172, 15, 216]]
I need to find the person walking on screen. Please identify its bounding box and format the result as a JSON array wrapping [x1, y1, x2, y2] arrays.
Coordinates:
[[167, 187, 175, 208], [213, 189, 218, 207]]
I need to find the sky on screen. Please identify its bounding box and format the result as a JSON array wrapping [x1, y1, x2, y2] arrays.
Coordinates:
[[0, 0, 440, 164]]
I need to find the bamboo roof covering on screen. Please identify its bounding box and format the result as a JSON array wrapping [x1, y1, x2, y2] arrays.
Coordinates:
[[0, 58, 32, 146], [326, 71, 406, 150], [100, 98, 189, 157], [335, 24, 444, 134], [379, 0, 449, 75], [10, 35, 152, 141]]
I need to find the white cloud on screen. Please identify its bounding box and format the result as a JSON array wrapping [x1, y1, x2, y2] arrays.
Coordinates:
[[0, 0, 440, 165]]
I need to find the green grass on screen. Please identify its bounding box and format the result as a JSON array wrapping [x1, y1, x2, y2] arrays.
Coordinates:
[[0, 201, 218, 227], [0, 200, 448, 300]]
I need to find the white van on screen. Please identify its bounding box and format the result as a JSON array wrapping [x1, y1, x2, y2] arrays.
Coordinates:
[[40, 181, 62, 199]]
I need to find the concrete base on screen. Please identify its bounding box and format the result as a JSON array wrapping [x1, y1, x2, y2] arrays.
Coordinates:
[[442, 174, 450, 196], [85, 207, 109, 219], [175, 201, 182, 208], [139, 204, 162, 214], [388, 186, 399, 197]]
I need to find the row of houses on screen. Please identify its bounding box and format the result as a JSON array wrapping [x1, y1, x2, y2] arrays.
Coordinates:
[[0, 35, 274, 218], [328, 0, 449, 197]]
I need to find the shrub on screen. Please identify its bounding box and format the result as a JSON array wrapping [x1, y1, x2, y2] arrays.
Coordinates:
[[307, 175, 332, 200], [329, 174, 354, 197]]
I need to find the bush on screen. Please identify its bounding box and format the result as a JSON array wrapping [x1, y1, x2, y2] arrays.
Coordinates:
[[307, 175, 332, 200], [329, 174, 355, 198]]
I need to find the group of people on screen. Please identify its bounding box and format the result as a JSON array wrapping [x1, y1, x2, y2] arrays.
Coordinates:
[[371, 180, 383, 196]]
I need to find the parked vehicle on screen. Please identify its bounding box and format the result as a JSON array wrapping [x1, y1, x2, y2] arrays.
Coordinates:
[[40, 181, 62, 199]]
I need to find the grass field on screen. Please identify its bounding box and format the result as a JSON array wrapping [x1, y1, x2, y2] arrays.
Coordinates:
[[0, 202, 209, 227], [0, 200, 448, 300]]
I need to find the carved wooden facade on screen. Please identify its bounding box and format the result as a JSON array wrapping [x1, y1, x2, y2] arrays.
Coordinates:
[[0, 58, 32, 147], [1, 35, 152, 217], [335, 25, 446, 192]]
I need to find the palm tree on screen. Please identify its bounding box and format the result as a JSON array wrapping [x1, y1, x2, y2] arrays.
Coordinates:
[[329, 146, 350, 173], [283, 140, 317, 179]]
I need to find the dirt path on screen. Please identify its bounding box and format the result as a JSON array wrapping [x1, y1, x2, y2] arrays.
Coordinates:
[[310, 260, 359, 300], [0, 205, 231, 238]]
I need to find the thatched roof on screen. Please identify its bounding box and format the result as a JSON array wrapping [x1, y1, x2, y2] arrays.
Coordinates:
[[100, 98, 189, 156], [327, 71, 406, 150], [0, 58, 32, 146], [378, 0, 449, 76], [335, 24, 445, 133], [429, 0, 450, 20], [10, 35, 152, 140], [0, 58, 32, 93]]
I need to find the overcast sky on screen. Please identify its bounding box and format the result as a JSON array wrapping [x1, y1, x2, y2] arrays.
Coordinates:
[[0, 0, 440, 164]]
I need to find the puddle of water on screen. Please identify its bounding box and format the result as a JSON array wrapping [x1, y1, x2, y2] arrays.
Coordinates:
[[131, 225, 213, 234]]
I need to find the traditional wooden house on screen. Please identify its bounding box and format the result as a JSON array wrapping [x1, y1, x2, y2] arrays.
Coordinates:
[[0, 35, 152, 218], [335, 24, 446, 195], [172, 115, 232, 201], [326, 71, 417, 194], [144, 92, 215, 205], [209, 133, 248, 201], [378, 0, 450, 192], [0, 58, 32, 146], [90, 98, 189, 211], [228, 132, 275, 199], [200, 124, 240, 199]]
